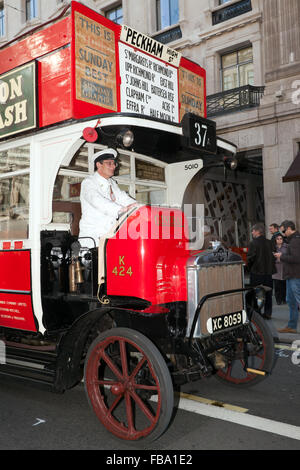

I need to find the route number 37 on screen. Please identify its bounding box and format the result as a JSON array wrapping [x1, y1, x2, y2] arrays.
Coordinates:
[[182, 114, 216, 154], [194, 122, 208, 148]]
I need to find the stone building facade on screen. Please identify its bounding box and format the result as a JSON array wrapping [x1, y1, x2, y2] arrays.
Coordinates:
[[0, 0, 299, 239]]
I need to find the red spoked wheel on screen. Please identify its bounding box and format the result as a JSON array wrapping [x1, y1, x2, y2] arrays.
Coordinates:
[[84, 328, 174, 442], [215, 310, 275, 387]]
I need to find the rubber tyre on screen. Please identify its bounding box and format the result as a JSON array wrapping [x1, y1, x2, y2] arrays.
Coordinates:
[[215, 310, 275, 387], [84, 327, 174, 442]]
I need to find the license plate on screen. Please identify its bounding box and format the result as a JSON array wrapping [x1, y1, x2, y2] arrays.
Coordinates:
[[207, 310, 247, 334]]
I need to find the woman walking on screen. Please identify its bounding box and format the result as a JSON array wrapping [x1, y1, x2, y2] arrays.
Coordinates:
[[272, 234, 287, 304]]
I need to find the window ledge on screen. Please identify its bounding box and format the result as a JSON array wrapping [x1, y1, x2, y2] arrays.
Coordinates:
[[0, 35, 8, 45], [17, 18, 42, 36]]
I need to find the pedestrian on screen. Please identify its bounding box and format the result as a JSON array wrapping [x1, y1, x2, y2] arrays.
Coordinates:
[[202, 225, 216, 249], [279, 220, 289, 243], [272, 234, 287, 304], [275, 221, 300, 333], [247, 223, 275, 319], [269, 223, 281, 250], [79, 148, 137, 247]]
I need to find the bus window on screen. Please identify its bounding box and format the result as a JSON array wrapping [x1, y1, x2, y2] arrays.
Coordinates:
[[61, 145, 89, 173], [52, 145, 88, 235], [135, 184, 166, 205], [117, 153, 130, 177], [0, 145, 30, 240], [0, 145, 30, 173]]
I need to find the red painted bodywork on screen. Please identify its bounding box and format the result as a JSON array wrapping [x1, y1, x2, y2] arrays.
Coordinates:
[[106, 206, 190, 306], [230, 246, 248, 264], [38, 46, 72, 127], [0, 250, 37, 332], [0, 17, 71, 76]]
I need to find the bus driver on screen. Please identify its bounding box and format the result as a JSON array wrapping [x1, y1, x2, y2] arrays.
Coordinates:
[[79, 148, 136, 247]]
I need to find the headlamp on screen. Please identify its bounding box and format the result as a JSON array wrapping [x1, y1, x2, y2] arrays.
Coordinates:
[[117, 129, 134, 148], [224, 156, 238, 171]]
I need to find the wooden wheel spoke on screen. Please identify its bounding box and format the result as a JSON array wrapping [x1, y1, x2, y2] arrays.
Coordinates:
[[119, 339, 129, 379], [107, 394, 123, 416], [224, 363, 233, 379], [134, 384, 158, 391], [100, 349, 123, 381], [97, 379, 119, 386], [125, 392, 135, 434], [129, 355, 146, 381], [130, 389, 156, 424]]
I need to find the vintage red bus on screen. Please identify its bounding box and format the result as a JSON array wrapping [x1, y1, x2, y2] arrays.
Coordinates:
[[0, 1, 274, 442]]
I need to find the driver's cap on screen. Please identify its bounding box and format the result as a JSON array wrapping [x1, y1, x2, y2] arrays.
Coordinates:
[[93, 148, 118, 162]]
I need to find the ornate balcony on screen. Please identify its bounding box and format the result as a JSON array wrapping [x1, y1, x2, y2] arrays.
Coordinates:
[[212, 0, 252, 26], [152, 26, 182, 44], [207, 85, 265, 117]]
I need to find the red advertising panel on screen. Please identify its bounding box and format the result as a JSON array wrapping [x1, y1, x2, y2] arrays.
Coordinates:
[[0, 292, 36, 332], [0, 250, 37, 332]]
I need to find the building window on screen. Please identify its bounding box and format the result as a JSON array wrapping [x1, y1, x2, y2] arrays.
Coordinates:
[[26, 0, 38, 21], [0, 2, 4, 37], [221, 46, 254, 91], [156, 0, 179, 31], [106, 4, 123, 25], [219, 0, 231, 3]]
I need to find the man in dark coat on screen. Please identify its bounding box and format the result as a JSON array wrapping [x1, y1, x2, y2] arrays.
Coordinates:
[[275, 221, 300, 333], [247, 223, 276, 319]]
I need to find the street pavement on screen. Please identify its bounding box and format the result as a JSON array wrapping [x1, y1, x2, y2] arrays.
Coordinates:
[[266, 299, 300, 344]]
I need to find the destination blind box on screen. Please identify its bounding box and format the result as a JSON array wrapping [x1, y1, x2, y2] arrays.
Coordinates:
[[181, 113, 217, 155]]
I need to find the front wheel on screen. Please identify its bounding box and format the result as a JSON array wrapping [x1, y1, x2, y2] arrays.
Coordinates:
[[84, 328, 174, 442], [215, 310, 275, 387]]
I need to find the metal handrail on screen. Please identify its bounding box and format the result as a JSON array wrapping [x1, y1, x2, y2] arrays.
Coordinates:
[[212, 0, 252, 25], [207, 85, 265, 117]]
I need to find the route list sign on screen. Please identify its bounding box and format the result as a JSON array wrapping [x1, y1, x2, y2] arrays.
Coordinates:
[[119, 42, 179, 122]]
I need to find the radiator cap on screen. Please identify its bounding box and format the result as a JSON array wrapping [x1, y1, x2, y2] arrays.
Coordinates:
[[189, 244, 243, 266]]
